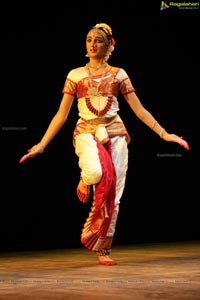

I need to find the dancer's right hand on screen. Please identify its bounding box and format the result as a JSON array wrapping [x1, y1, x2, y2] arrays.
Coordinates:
[[19, 143, 44, 163]]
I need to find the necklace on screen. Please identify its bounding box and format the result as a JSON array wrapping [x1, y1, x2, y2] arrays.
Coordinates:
[[85, 65, 113, 117], [86, 62, 107, 71], [86, 64, 108, 97]]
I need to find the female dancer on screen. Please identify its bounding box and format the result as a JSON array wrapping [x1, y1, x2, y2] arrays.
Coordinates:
[[19, 23, 189, 265]]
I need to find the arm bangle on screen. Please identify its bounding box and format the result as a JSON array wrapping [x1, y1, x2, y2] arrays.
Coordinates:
[[151, 121, 158, 130]]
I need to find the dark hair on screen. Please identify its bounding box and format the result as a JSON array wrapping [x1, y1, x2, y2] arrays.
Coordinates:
[[96, 27, 112, 41]]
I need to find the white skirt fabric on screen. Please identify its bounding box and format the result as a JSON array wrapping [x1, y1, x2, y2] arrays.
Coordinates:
[[75, 134, 128, 206]]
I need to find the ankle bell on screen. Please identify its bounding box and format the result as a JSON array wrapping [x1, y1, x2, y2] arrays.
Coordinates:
[[97, 249, 111, 256]]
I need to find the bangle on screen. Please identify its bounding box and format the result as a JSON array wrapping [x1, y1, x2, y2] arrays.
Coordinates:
[[151, 121, 158, 130], [159, 128, 165, 138], [37, 142, 44, 153]]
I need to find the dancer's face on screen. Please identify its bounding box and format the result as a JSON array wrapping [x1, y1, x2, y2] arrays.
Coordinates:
[[86, 30, 108, 60]]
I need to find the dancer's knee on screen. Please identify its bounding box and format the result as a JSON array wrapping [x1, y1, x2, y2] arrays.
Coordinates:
[[82, 167, 102, 186]]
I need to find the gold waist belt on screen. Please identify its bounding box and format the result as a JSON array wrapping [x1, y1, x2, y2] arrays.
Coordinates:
[[81, 115, 117, 126]]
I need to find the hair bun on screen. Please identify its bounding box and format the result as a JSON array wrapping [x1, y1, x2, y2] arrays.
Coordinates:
[[93, 23, 112, 36]]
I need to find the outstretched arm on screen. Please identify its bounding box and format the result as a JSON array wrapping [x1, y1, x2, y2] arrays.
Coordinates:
[[123, 92, 189, 150], [19, 94, 75, 163]]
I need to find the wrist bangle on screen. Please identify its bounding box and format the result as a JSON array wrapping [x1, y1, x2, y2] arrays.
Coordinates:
[[151, 121, 158, 130], [160, 128, 165, 138], [37, 143, 44, 153]]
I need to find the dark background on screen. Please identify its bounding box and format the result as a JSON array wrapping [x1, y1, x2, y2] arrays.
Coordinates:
[[1, 2, 199, 252]]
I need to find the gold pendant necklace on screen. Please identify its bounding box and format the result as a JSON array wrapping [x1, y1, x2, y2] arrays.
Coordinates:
[[86, 62, 107, 71], [86, 64, 107, 96], [85, 65, 113, 116]]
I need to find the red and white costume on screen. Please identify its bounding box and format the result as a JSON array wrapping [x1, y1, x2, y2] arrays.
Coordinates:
[[62, 66, 135, 252]]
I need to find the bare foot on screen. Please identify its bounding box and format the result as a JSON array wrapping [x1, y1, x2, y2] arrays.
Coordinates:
[[77, 178, 90, 203], [98, 255, 117, 266]]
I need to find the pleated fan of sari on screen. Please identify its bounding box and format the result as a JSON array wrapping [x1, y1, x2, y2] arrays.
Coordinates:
[[80, 141, 116, 252]]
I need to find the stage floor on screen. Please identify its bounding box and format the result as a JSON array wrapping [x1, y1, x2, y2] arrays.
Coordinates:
[[0, 240, 199, 300]]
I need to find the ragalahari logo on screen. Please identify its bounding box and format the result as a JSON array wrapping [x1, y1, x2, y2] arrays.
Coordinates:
[[160, 1, 170, 10], [160, 1, 199, 10]]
